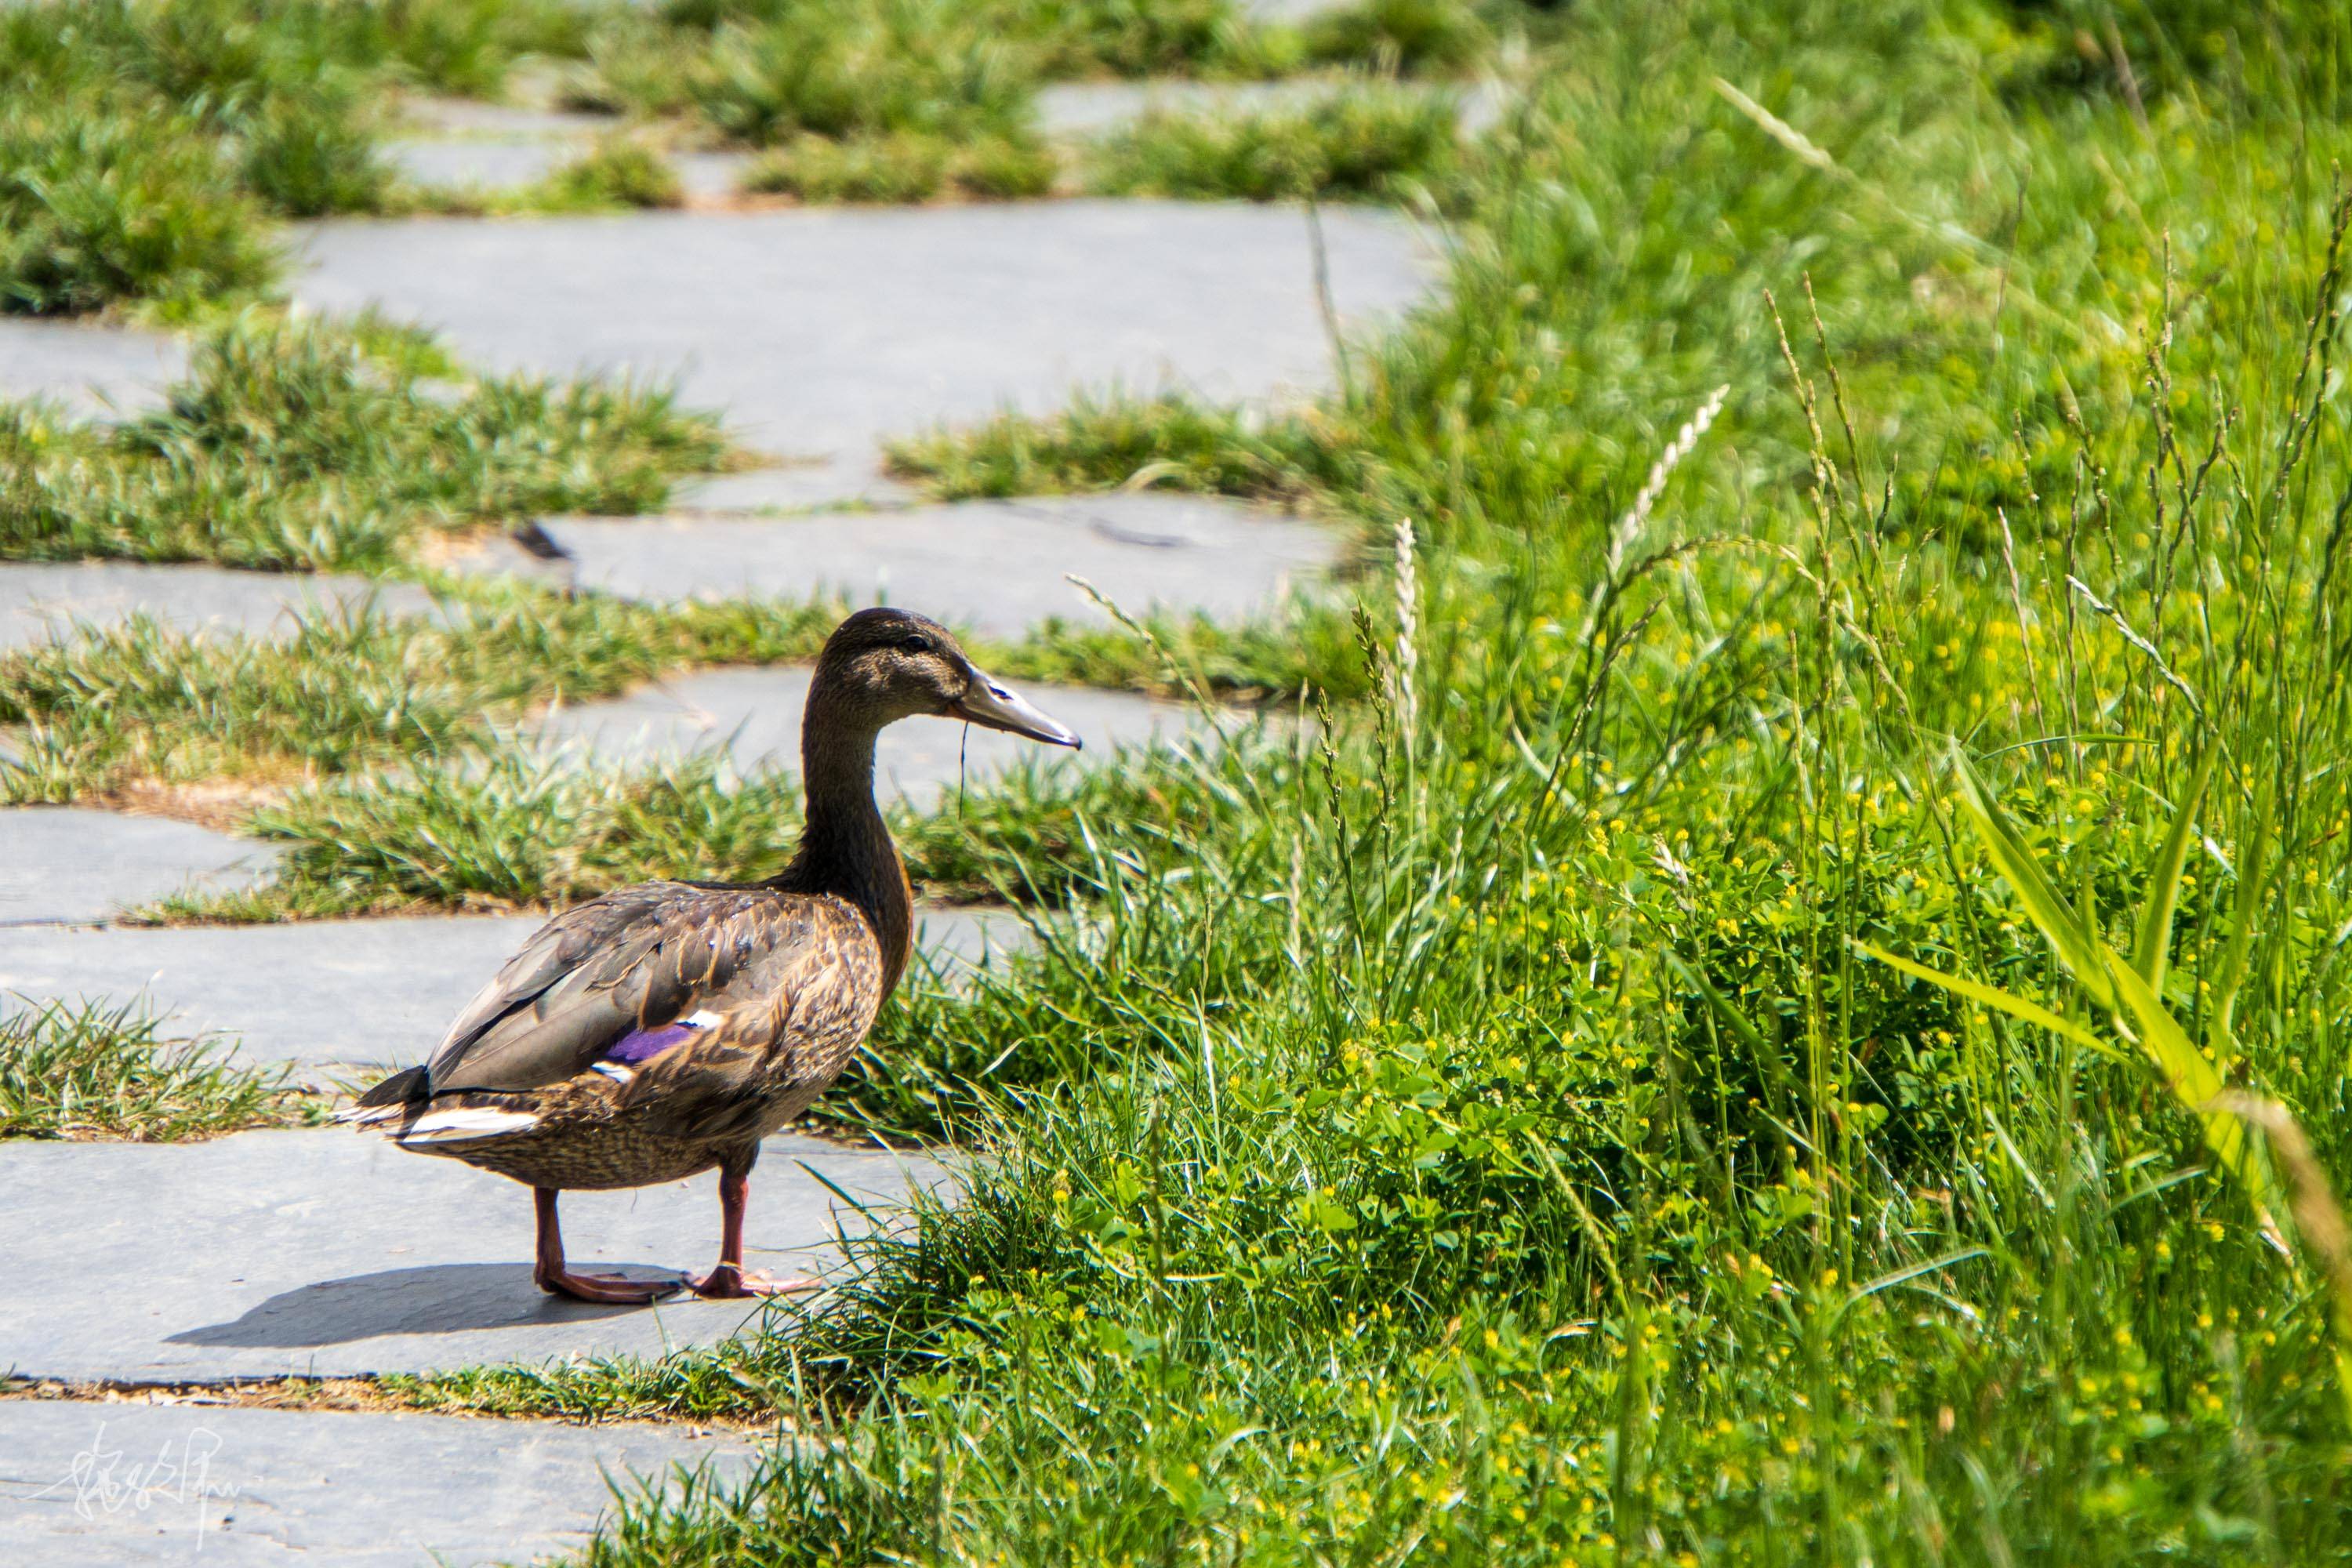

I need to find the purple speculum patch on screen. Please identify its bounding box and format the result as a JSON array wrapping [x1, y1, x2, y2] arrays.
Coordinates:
[[604, 1018, 705, 1065]]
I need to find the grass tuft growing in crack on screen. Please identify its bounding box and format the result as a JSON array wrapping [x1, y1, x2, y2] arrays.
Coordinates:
[[0, 314, 724, 571], [161, 720, 1285, 924], [1081, 84, 1469, 204], [741, 130, 1056, 204], [0, 998, 307, 1142], [0, 587, 847, 806], [887, 392, 1376, 504], [561, 0, 1508, 167], [532, 138, 689, 212], [1296, 0, 1492, 74]]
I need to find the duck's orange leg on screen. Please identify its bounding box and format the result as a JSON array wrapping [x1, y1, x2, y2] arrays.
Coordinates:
[[533, 1187, 682, 1305], [690, 1168, 824, 1298]]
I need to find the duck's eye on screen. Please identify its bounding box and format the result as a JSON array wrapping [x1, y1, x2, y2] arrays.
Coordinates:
[[898, 633, 934, 655]]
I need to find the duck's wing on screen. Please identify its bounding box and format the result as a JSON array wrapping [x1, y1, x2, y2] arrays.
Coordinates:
[[416, 882, 871, 1097]]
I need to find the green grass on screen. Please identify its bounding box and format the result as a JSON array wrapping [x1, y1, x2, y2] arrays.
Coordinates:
[[0, 561, 1353, 809], [532, 138, 688, 211], [1082, 84, 1468, 203], [0, 586, 847, 804], [0, 0, 1513, 316], [741, 130, 1057, 203], [1298, 0, 1493, 74], [158, 721, 1257, 920], [731, 82, 1471, 206], [0, 91, 280, 315], [456, 0, 2352, 1560], [0, 314, 724, 571], [15, 0, 2352, 1558], [561, 0, 1510, 155], [887, 391, 1373, 503], [0, 998, 303, 1141], [575, 0, 1345, 137], [0, 0, 604, 310]]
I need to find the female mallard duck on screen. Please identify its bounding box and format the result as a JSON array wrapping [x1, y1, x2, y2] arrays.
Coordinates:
[[339, 608, 1079, 1303]]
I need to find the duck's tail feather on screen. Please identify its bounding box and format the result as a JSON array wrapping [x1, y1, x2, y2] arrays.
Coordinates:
[[395, 1106, 543, 1145], [334, 1064, 430, 1127]]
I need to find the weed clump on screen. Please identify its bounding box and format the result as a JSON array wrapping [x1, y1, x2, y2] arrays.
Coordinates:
[[0, 0, 603, 309], [0, 314, 723, 569], [0, 998, 301, 1141], [538, 139, 688, 210], [0, 95, 278, 315], [1300, 0, 1491, 74], [1082, 85, 1465, 202], [742, 130, 1055, 203]]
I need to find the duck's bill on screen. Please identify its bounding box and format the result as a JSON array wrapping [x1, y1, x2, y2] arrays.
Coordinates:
[[953, 672, 1083, 749]]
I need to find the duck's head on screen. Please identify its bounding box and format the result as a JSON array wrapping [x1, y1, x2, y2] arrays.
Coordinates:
[[813, 607, 1082, 749]]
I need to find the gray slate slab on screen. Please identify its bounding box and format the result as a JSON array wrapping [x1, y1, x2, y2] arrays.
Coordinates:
[[397, 100, 614, 141], [527, 665, 1212, 811], [0, 561, 434, 655], [0, 811, 278, 928], [0, 1127, 949, 1382], [0, 916, 536, 1080], [669, 464, 919, 514], [0, 319, 187, 422], [385, 136, 573, 193], [1035, 77, 1403, 137], [543, 492, 1345, 638], [1039, 77, 1511, 140], [291, 201, 1432, 499], [0, 906, 1031, 1079], [0, 1400, 758, 1566], [1240, 0, 1355, 16], [674, 149, 757, 203]]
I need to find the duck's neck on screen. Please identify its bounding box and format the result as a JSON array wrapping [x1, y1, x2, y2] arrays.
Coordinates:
[[771, 699, 913, 998]]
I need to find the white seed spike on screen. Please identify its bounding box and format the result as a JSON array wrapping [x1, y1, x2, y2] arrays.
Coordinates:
[[1579, 383, 1730, 644]]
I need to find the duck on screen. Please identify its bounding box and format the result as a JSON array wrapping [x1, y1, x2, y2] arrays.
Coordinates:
[[338, 608, 1080, 1303]]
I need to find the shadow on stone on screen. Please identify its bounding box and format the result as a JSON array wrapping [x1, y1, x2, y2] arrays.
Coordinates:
[[165, 1261, 686, 1348]]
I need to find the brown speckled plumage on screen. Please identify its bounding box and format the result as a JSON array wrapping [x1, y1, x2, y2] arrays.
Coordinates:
[[403, 884, 891, 1190], [339, 609, 1080, 1301]]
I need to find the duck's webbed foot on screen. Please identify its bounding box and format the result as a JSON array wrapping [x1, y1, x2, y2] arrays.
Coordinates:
[[532, 1185, 682, 1305], [688, 1164, 825, 1298], [538, 1267, 684, 1305], [689, 1263, 823, 1299]]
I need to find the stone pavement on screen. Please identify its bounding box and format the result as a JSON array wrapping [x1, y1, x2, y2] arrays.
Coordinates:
[[526, 666, 1210, 811], [386, 99, 610, 195], [1036, 75, 1505, 138], [0, 1401, 761, 1566], [0, 1128, 949, 1382], [387, 100, 755, 207], [1, 78, 1423, 1561], [539, 492, 1345, 636], [0, 561, 434, 655], [0, 318, 187, 420], [292, 201, 1428, 504], [0, 811, 278, 927], [387, 63, 1476, 208]]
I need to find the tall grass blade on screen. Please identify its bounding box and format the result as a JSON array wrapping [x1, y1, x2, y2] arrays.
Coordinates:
[[1947, 747, 2114, 1010], [1942, 751, 2288, 1253], [1849, 940, 2129, 1065], [2132, 745, 2216, 993]]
